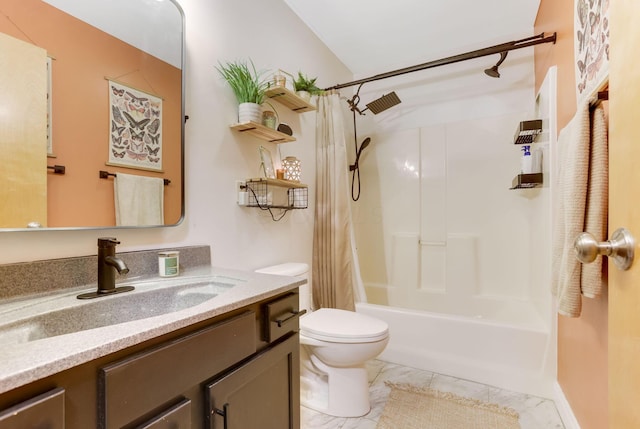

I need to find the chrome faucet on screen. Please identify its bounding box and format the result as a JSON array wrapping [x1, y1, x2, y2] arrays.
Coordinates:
[[77, 237, 134, 299]]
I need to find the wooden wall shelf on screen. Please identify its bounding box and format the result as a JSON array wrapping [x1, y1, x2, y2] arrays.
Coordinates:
[[244, 178, 308, 210], [246, 178, 307, 188], [265, 87, 316, 113], [230, 122, 296, 143]]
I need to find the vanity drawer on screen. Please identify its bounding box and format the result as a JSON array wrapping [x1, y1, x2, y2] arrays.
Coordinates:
[[263, 292, 305, 342], [99, 311, 256, 429], [0, 387, 64, 429]]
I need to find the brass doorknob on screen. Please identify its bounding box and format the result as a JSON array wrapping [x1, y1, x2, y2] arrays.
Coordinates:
[[574, 228, 635, 271]]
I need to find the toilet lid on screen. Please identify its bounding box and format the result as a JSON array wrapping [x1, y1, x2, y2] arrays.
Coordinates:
[[300, 308, 389, 343]]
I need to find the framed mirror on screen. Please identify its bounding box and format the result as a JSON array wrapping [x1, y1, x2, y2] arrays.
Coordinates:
[[0, 0, 184, 230]]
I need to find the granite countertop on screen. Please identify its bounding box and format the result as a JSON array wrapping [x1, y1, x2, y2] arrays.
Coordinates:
[[0, 266, 304, 395]]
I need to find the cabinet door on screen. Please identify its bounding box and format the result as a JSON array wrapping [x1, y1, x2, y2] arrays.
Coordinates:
[[206, 334, 300, 429], [0, 388, 64, 429], [136, 399, 191, 429], [100, 311, 255, 429]]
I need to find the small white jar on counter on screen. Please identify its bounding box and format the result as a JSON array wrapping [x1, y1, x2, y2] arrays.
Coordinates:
[[158, 251, 179, 277]]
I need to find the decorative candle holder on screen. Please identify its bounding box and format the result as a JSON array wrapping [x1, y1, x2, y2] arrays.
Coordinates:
[[262, 110, 277, 129], [282, 156, 301, 182]]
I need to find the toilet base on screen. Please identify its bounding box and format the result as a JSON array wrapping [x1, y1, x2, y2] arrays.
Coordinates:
[[301, 353, 371, 418]]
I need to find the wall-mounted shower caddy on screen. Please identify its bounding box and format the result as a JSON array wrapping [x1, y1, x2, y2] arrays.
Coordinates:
[[510, 119, 543, 189]]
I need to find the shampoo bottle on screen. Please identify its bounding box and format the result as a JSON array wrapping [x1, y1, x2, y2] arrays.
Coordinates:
[[521, 145, 533, 174]]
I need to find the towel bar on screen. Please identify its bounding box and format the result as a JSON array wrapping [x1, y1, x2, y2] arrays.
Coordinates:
[[47, 165, 65, 174], [99, 170, 170, 186]]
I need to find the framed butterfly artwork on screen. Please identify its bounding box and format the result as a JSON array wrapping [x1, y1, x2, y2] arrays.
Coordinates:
[[107, 80, 163, 171], [574, 0, 609, 104]]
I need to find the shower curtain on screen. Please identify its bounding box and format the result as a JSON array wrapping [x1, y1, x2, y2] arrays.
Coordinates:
[[312, 93, 362, 311]]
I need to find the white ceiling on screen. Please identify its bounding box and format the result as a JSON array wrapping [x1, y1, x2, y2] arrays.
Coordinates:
[[283, 0, 542, 79]]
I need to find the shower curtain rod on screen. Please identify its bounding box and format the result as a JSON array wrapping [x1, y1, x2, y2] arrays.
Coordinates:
[[324, 32, 557, 91]]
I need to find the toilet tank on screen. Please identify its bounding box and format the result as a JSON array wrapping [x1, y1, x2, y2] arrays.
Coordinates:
[[255, 263, 311, 311]]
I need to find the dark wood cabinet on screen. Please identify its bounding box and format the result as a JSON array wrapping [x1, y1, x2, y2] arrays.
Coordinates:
[[0, 388, 65, 429], [135, 399, 192, 429], [0, 290, 301, 429], [206, 334, 299, 429], [99, 311, 256, 429]]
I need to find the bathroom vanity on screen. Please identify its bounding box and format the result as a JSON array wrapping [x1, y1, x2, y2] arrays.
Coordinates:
[[0, 247, 303, 429]]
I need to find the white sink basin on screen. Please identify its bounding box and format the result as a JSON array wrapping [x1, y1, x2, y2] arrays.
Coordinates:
[[0, 276, 243, 346]]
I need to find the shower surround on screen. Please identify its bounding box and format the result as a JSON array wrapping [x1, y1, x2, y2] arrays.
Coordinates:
[[351, 112, 555, 396]]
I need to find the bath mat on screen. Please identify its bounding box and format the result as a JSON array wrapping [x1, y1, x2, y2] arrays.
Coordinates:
[[376, 382, 520, 429]]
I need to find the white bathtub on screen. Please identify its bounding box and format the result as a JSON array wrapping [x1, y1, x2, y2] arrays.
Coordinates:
[[356, 301, 556, 397]]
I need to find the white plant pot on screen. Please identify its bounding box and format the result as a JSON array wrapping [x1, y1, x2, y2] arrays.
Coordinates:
[[238, 102, 262, 124], [296, 90, 311, 101]]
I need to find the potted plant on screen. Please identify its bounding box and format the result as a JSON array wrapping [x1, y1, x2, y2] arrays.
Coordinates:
[[293, 72, 322, 101], [216, 59, 269, 124]]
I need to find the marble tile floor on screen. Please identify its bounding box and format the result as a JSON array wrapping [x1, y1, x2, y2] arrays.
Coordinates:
[[301, 360, 565, 429]]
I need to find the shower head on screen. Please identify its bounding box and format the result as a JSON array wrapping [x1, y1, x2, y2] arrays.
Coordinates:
[[358, 137, 371, 155], [484, 51, 509, 78], [350, 137, 372, 171], [365, 91, 402, 114]]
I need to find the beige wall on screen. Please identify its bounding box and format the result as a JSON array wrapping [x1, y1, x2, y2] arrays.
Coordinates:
[[534, 1, 608, 428]]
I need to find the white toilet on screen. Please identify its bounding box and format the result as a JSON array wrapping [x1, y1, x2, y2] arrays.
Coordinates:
[[255, 263, 389, 418]]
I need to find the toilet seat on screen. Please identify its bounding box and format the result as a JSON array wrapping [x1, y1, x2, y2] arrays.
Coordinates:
[[300, 308, 389, 343]]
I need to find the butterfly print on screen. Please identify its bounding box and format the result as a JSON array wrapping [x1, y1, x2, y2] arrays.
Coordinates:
[[126, 92, 149, 106], [123, 111, 150, 130], [131, 130, 145, 141], [146, 118, 160, 135], [128, 104, 146, 114], [111, 86, 125, 97], [112, 106, 125, 125], [126, 149, 148, 161], [130, 138, 144, 152], [146, 145, 160, 156], [148, 156, 160, 163], [112, 136, 122, 145], [112, 149, 125, 158], [111, 121, 125, 135], [149, 133, 160, 145], [116, 99, 128, 111], [151, 108, 160, 117]]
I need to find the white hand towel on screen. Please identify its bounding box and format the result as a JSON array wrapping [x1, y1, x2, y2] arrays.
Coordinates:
[[551, 101, 590, 317], [114, 173, 164, 226], [581, 103, 608, 298]]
